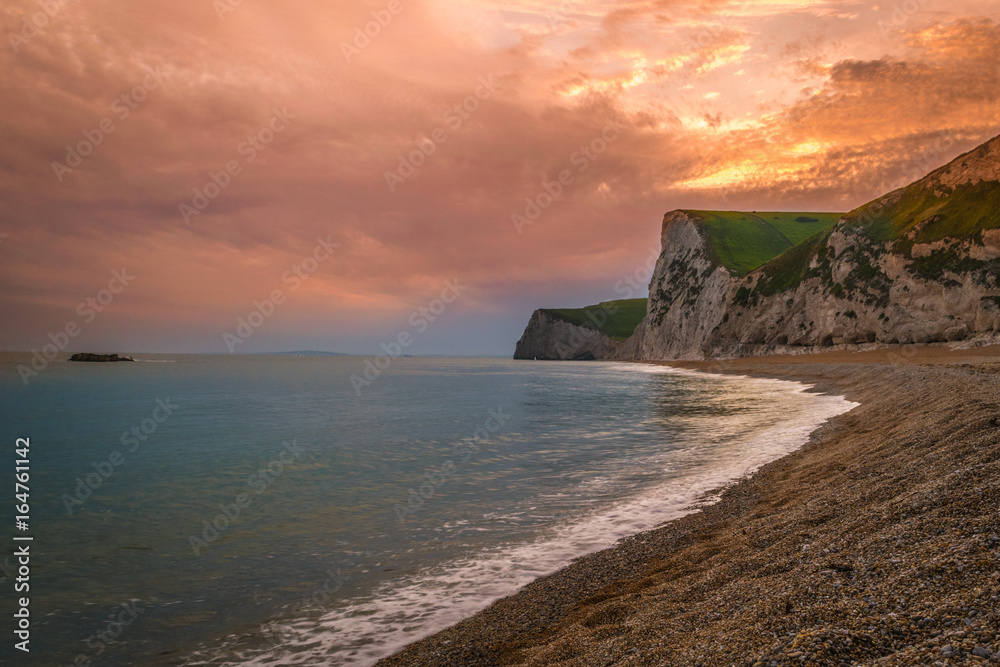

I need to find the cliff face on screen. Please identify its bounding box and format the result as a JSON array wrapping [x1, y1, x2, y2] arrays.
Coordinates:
[[706, 227, 1000, 356], [701, 135, 1000, 357], [515, 132, 1000, 361], [620, 212, 739, 360], [514, 309, 621, 360]]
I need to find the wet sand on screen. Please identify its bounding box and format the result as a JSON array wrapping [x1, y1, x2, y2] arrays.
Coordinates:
[[379, 344, 1000, 666]]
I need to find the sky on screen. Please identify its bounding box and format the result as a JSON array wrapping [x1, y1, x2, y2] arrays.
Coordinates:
[[1, 0, 999, 356]]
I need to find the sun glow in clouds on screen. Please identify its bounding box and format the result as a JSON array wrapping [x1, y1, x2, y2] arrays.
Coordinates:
[[675, 145, 836, 190]]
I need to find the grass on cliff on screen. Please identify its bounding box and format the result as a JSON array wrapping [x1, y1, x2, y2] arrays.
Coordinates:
[[845, 180, 1000, 244], [542, 299, 647, 340], [753, 228, 836, 297], [685, 211, 842, 276], [750, 180, 1000, 299]]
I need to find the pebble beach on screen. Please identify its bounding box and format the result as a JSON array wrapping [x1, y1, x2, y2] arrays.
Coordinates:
[[379, 345, 1000, 666]]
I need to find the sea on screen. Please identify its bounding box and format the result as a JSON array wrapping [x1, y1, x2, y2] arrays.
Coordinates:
[[0, 354, 856, 665]]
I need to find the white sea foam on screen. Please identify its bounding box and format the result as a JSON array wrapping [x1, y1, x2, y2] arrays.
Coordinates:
[[190, 366, 857, 667]]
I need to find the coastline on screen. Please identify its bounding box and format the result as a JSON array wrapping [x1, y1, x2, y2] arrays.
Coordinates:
[[379, 344, 1000, 666]]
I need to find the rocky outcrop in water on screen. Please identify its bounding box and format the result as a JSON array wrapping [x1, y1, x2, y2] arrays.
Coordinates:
[[69, 353, 136, 362]]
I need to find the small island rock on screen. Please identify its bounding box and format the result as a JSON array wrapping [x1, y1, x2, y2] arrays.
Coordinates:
[[69, 353, 136, 363]]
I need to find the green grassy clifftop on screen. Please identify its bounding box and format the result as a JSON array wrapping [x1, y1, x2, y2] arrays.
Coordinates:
[[685, 210, 843, 276], [541, 299, 647, 340]]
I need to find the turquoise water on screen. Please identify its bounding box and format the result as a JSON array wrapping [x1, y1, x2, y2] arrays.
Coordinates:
[[0, 354, 854, 665]]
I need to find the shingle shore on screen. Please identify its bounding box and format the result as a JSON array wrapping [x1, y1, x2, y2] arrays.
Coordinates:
[[379, 346, 1000, 667]]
